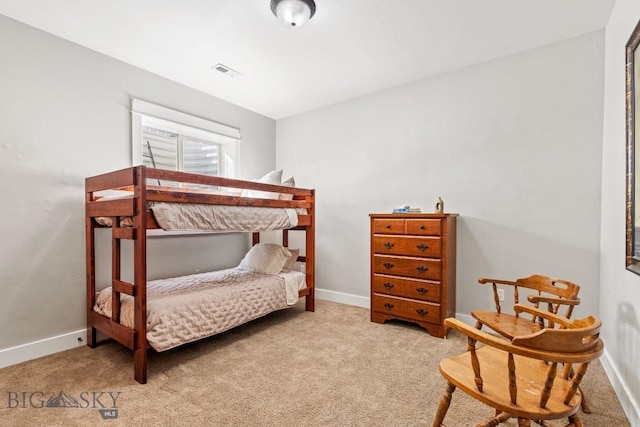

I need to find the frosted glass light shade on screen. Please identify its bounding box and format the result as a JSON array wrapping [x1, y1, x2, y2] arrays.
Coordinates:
[[270, 0, 316, 27]]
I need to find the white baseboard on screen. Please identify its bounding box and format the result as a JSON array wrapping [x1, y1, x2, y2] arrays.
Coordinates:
[[316, 287, 370, 308], [0, 329, 86, 369], [600, 349, 640, 427]]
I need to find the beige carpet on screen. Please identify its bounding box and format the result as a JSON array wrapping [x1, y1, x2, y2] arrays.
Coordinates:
[[0, 300, 630, 426]]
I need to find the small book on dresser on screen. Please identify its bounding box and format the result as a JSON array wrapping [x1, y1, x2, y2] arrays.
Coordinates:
[[392, 205, 421, 213]]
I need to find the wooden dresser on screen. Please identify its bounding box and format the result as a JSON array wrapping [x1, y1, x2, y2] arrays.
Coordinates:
[[370, 213, 457, 338]]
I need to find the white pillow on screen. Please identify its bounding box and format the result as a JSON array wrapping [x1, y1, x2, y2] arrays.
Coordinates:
[[282, 248, 299, 270], [239, 243, 291, 274], [241, 170, 283, 199], [279, 176, 295, 201]]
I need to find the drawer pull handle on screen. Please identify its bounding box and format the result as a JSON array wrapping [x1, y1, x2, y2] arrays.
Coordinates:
[[385, 224, 391, 229], [420, 225, 425, 229], [416, 287, 428, 294], [383, 282, 394, 289], [383, 242, 395, 249], [416, 309, 428, 316], [383, 303, 394, 310], [416, 266, 428, 273], [383, 262, 394, 269], [416, 244, 429, 251]]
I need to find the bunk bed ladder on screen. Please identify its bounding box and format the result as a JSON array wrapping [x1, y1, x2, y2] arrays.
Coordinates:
[[86, 166, 149, 384]]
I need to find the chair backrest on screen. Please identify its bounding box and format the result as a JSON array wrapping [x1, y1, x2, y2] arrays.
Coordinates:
[[514, 274, 580, 299], [514, 274, 580, 319], [477, 275, 581, 321], [512, 315, 601, 354]]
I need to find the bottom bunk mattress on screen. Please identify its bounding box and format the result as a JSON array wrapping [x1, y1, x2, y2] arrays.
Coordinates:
[[93, 267, 306, 351]]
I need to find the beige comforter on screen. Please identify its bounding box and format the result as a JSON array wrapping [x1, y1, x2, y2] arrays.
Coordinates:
[[94, 267, 305, 351], [150, 202, 299, 231], [95, 202, 302, 231]]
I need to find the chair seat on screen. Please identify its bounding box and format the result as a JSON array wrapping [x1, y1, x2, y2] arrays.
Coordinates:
[[439, 345, 582, 420], [472, 310, 542, 339]]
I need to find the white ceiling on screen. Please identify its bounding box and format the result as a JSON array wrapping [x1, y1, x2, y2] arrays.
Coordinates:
[[0, 0, 615, 120]]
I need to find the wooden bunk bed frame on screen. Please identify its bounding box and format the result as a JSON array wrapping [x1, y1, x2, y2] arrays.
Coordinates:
[[85, 165, 315, 384]]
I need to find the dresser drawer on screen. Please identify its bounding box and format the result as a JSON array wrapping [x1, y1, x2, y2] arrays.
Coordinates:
[[406, 219, 441, 236], [372, 274, 441, 303], [373, 219, 405, 234], [372, 294, 440, 324], [373, 255, 441, 280], [372, 235, 441, 258]]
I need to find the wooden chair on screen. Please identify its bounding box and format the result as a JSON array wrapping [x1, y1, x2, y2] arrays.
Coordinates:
[[432, 308, 604, 427], [470, 274, 590, 413], [472, 274, 581, 340]]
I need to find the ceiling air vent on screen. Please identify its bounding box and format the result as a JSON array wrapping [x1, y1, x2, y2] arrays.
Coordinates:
[[212, 63, 242, 78]]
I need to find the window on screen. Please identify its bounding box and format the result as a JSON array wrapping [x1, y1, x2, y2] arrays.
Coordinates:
[[131, 99, 241, 187]]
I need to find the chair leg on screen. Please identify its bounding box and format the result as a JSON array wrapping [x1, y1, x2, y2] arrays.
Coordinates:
[[579, 386, 591, 414], [432, 382, 456, 427], [477, 411, 512, 427], [517, 418, 531, 427], [565, 413, 583, 427], [564, 364, 591, 414]]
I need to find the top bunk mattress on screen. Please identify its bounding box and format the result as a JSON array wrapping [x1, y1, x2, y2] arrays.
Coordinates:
[[95, 201, 306, 231]]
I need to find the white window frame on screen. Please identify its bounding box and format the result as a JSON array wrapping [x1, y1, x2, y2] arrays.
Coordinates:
[[131, 98, 241, 179]]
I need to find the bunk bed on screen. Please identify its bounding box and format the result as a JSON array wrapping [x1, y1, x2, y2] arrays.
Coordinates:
[[85, 165, 315, 384]]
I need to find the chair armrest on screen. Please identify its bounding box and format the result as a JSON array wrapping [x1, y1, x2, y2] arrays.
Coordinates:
[[527, 295, 580, 306], [444, 318, 553, 360], [478, 277, 517, 286], [444, 317, 595, 362], [444, 318, 517, 350], [513, 304, 575, 328]]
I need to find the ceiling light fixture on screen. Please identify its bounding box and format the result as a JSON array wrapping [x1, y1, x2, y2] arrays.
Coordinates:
[[270, 0, 316, 27]]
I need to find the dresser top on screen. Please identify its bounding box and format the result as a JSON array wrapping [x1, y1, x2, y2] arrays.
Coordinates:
[[370, 213, 459, 218]]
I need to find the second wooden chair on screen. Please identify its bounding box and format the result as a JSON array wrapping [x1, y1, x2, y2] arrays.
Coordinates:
[[471, 274, 581, 340]]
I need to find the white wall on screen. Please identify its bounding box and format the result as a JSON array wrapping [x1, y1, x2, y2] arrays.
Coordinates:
[[601, 0, 640, 425], [277, 31, 605, 319], [0, 15, 276, 357]]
